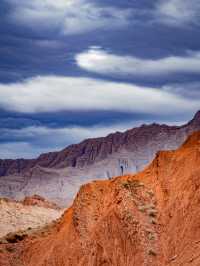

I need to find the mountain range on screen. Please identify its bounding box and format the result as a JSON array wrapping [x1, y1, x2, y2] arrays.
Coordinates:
[[0, 111, 200, 206]]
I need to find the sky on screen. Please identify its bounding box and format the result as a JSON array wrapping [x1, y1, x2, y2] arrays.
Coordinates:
[[0, 0, 200, 159]]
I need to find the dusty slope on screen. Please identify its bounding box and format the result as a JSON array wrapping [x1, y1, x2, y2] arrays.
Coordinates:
[[1, 131, 200, 265], [0, 111, 200, 206], [0, 197, 63, 239]]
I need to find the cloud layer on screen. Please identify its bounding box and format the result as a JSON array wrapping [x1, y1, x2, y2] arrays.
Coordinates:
[[6, 0, 131, 35], [156, 0, 200, 26], [76, 48, 200, 77], [5, 0, 200, 36], [0, 75, 199, 115]]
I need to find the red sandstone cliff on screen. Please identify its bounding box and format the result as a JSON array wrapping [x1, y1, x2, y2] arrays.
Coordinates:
[[1, 131, 200, 265]]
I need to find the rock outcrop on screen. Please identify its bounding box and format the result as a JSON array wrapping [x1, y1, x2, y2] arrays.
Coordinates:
[[22, 194, 60, 210], [1, 131, 200, 265], [0, 197, 63, 240]]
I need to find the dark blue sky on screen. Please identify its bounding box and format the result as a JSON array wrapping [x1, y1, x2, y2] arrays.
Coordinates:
[[0, 0, 200, 158]]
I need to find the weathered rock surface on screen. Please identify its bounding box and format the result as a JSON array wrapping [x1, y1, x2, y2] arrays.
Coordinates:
[[1, 131, 200, 266], [22, 194, 60, 210], [0, 111, 200, 206], [0, 197, 63, 239]]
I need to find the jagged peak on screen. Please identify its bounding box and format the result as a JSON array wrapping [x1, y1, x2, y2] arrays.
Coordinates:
[[147, 131, 200, 173], [189, 110, 200, 124], [181, 131, 200, 149], [194, 110, 200, 119]]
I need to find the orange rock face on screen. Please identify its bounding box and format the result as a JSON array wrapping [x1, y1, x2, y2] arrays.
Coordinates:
[[23, 194, 60, 210], [1, 131, 200, 266]]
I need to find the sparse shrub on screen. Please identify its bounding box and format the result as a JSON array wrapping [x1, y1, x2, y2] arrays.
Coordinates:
[[126, 213, 132, 221], [122, 179, 144, 190], [146, 190, 154, 197], [5, 232, 27, 243], [122, 181, 130, 189], [138, 205, 147, 212], [148, 249, 157, 256], [6, 246, 15, 253], [150, 217, 157, 225], [0, 248, 4, 253], [147, 232, 156, 241], [138, 204, 155, 212], [131, 180, 144, 188], [147, 209, 157, 218]]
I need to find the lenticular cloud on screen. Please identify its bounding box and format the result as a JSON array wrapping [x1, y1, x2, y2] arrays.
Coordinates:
[[0, 75, 198, 114]]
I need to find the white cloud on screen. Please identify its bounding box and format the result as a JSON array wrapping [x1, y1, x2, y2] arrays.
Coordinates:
[[156, 0, 200, 26], [76, 47, 200, 76], [6, 0, 131, 35], [0, 75, 199, 115]]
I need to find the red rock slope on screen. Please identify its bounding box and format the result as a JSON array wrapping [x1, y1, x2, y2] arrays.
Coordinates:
[[1, 131, 200, 266]]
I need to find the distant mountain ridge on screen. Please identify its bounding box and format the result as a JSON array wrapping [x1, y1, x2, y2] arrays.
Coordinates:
[[0, 110, 200, 206], [1, 111, 200, 176]]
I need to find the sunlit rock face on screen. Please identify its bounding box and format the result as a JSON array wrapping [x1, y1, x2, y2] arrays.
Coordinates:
[[0, 196, 63, 239], [0, 111, 200, 206]]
